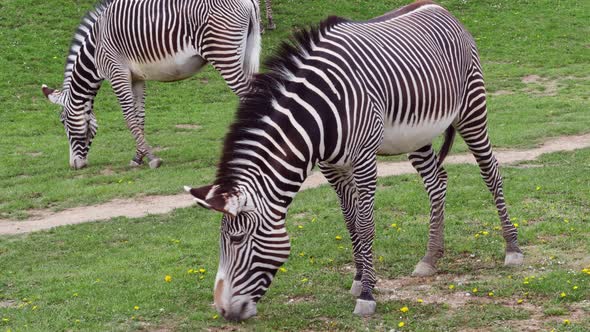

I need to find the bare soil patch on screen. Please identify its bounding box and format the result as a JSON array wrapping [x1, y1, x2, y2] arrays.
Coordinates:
[[2, 133, 590, 235]]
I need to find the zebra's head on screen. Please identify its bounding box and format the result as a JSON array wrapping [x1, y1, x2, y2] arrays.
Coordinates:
[[42, 85, 98, 169], [185, 183, 290, 321]]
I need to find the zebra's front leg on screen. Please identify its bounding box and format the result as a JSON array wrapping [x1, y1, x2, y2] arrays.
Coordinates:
[[318, 164, 364, 297], [409, 145, 448, 277], [351, 158, 378, 316], [131, 81, 161, 169], [111, 74, 154, 168]]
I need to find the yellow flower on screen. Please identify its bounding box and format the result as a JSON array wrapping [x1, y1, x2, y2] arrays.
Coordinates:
[[279, 267, 287, 273], [299, 252, 305, 257], [187, 269, 194, 274], [573, 285, 578, 290], [398, 321, 405, 328], [474, 233, 480, 238], [488, 292, 494, 297], [213, 314, 219, 319], [134, 306, 139, 310], [563, 319, 570, 325], [298, 225, 303, 229], [493, 226, 501, 231], [472, 288, 478, 294], [198, 268, 206, 273], [301, 278, 309, 283], [513, 223, 519, 228], [390, 223, 397, 228], [564, 219, 569, 223], [2, 318, 9, 322], [523, 281, 530, 285], [536, 186, 541, 191], [378, 256, 384, 262], [417, 298, 423, 303], [448, 284, 455, 290], [335, 235, 342, 240], [560, 292, 566, 298], [72, 293, 78, 297], [482, 231, 489, 236], [400, 306, 409, 313], [164, 275, 172, 282], [517, 299, 523, 304], [311, 217, 317, 223], [199, 276, 205, 280], [32, 306, 38, 310]]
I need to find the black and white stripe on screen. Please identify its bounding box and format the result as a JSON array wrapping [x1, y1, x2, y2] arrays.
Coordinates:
[[187, 0, 522, 321], [42, 0, 261, 169]]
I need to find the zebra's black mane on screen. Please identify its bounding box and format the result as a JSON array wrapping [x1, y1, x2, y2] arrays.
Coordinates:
[[214, 15, 349, 190], [63, 0, 115, 89]]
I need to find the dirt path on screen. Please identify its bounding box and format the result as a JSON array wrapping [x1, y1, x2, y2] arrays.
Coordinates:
[[2, 133, 590, 235]]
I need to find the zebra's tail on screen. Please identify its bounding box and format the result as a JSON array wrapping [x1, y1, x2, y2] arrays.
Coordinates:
[[243, 2, 262, 81], [437, 126, 456, 167]]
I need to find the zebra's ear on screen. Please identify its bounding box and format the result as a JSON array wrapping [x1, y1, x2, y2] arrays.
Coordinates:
[[41, 84, 65, 106], [184, 185, 255, 217]]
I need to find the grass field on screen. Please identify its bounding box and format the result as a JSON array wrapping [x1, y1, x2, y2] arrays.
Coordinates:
[[1, 0, 590, 331]]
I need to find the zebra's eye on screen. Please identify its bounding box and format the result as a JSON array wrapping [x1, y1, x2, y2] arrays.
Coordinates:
[[229, 233, 246, 244]]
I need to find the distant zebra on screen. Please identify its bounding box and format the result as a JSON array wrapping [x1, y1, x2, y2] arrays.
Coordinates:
[[260, 0, 276, 32], [185, 0, 523, 321], [42, 0, 261, 169]]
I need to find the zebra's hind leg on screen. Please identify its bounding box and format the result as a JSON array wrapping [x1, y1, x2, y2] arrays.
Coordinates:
[[131, 80, 162, 169], [408, 145, 448, 277], [457, 122, 524, 267], [318, 164, 364, 297]]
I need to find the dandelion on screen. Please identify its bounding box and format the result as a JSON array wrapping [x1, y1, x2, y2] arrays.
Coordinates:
[[213, 314, 219, 319], [472, 288, 478, 294], [301, 278, 309, 283], [560, 292, 566, 298], [164, 275, 172, 282], [335, 235, 343, 240], [400, 306, 409, 313], [378, 256, 384, 262], [513, 223, 519, 228], [482, 231, 489, 236], [2, 318, 9, 323], [279, 267, 287, 273], [338, 246, 344, 250], [563, 319, 570, 325], [187, 269, 195, 274], [134, 306, 139, 310], [32, 305, 38, 310], [417, 298, 423, 303], [298, 225, 303, 229], [391, 223, 397, 228], [199, 276, 205, 280], [573, 286, 578, 290], [72, 293, 79, 297], [488, 292, 494, 297], [536, 186, 541, 191], [398, 321, 405, 328], [448, 284, 455, 290], [75, 320, 80, 324], [517, 299, 523, 304], [198, 268, 206, 273], [311, 217, 317, 223], [474, 233, 480, 238], [564, 219, 569, 223], [299, 252, 305, 257], [493, 226, 501, 231]]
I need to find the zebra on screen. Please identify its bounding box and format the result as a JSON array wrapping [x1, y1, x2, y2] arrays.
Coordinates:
[[41, 0, 262, 169], [184, 0, 524, 321], [260, 0, 276, 32]]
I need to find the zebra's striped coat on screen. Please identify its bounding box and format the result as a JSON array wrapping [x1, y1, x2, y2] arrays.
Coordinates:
[[187, 0, 523, 321], [42, 0, 261, 169]]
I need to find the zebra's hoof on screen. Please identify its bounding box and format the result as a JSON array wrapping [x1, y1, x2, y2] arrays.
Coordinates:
[[504, 252, 524, 266], [71, 158, 88, 170], [129, 159, 142, 167], [353, 299, 376, 316], [411, 261, 437, 277], [350, 280, 362, 297], [148, 158, 162, 169]]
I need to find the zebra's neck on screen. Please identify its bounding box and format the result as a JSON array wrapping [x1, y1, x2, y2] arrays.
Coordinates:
[[62, 0, 111, 92]]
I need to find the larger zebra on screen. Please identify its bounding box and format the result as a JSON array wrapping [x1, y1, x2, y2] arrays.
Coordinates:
[[42, 0, 261, 169], [185, 0, 524, 321]]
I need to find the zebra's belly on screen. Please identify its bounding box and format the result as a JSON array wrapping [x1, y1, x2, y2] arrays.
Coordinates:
[[377, 116, 455, 155], [129, 49, 206, 82]]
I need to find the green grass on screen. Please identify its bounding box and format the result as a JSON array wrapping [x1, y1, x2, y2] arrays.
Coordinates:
[[1, 0, 589, 218], [1, 147, 589, 331]]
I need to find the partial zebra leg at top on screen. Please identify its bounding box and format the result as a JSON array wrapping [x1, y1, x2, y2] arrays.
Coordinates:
[[408, 145, 448, 277], [259, 0, 275, 33]]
